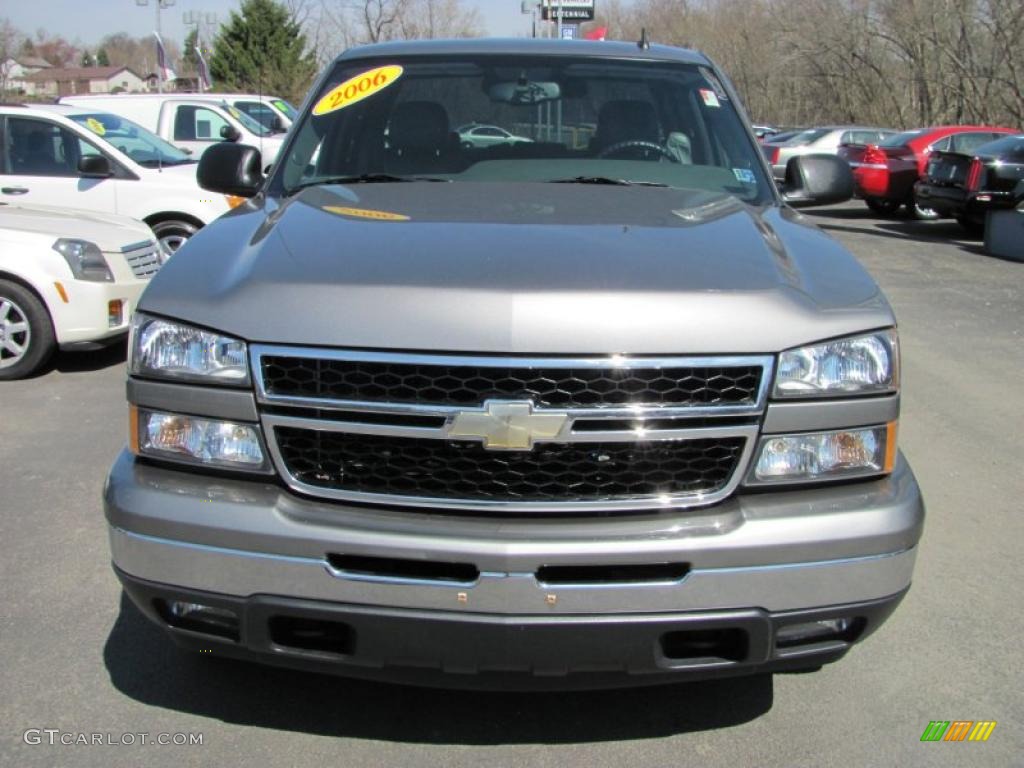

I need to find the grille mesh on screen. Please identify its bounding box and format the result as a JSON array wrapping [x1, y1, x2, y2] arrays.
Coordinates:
[[274, 428, 745, 502], [122, 243, 162, 279], [261, 356, 763, 408]]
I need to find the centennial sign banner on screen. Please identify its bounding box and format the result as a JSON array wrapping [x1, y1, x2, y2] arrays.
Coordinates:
[[540, 0, 595, 22]]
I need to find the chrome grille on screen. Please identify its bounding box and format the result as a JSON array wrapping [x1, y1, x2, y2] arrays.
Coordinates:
[[121, 240, 162, 279], [275, 428, 745, 502], [260, 356, 763, 409], [253, 346, 772, 513]]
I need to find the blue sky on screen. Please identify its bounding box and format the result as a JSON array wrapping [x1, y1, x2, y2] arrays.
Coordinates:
[[6, 0, 540, 49]]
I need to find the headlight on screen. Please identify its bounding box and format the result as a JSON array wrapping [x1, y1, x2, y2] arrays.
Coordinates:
[[53, 238, 112, 282], [774, 330, 898, 398], [747, 423, 897, 485], [130, 407, 270, 472], [130, 314, 249, 385]]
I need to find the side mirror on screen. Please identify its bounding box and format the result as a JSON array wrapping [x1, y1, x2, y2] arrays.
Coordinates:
[[78, 155, 112, 178], [271, 116, 286, 133], [220, 124, 242, 142], [782, 154, 854, 208], [197, 142, 263, 197]]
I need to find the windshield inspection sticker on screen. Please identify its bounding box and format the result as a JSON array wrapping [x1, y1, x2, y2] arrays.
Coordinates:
[[313, 65, 404, 116], [699, 88, 720, 108], [733, 168, 756, 183], [84, 117, 106, 135], [322, 205, 410, 222]]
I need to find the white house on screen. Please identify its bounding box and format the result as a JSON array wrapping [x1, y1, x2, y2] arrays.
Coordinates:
[[0, 55, 52, 95]]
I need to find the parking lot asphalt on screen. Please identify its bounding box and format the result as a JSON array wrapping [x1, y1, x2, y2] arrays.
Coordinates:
[[1, 201, 1021, 767]]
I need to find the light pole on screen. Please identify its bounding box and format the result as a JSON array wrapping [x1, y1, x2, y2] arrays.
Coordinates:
[[520, 1, 537, 38], [183, 10, 217, 92], [136, 0, 176, 93]]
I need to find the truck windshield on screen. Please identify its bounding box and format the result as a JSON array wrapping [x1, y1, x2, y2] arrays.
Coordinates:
[[274, 54, 772, 204], [223, 103, 275, 136], [69, 112, 194, 167]]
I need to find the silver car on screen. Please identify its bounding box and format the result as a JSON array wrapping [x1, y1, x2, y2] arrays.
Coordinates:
[[457, 123, 534, 148], [766, 125, 898, 180], [105, 39, 923, 690]]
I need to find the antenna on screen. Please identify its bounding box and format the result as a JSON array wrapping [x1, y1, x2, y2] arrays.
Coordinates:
[[252, 62, 258, 162], [638, 28, 650, 50]]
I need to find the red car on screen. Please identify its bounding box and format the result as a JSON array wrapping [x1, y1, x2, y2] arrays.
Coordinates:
[[838, 125, 1019, 219]]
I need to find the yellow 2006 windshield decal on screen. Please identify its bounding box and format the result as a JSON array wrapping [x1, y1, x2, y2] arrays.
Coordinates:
[[85, 117, 106, 135], [313, 65, 404, 116]]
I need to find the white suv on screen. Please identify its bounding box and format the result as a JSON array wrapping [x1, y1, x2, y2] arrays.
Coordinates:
[[0, 203, 162, 379], [0, 104, 235, 252]]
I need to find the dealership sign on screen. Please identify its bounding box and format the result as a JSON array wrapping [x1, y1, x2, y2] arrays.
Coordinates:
[[540, 0, 595, 22]]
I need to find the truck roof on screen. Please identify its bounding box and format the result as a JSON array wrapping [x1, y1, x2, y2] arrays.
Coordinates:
[[336, 37, 711, 66]]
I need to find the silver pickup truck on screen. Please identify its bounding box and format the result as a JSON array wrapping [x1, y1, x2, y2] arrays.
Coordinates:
[[105, 38, 924, 689]]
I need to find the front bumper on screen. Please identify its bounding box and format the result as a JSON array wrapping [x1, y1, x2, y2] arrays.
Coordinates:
[[105, 449, 924, 687], [118, 567, 907, 689], [48, 278, 145, 347]]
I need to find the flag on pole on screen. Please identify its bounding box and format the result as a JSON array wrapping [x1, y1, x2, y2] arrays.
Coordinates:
[[584, 26, 608, 40], [195, 40, 211, 91], [153, 32, 176, 83]]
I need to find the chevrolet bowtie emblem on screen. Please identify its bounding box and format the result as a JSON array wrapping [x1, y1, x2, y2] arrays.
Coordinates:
[[447, 400, 569, 450]]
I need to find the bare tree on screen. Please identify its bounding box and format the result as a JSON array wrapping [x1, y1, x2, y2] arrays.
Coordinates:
[[599, 0, 1023, 128], [1, 18, 20, 95], [321, 0, 481, 51]]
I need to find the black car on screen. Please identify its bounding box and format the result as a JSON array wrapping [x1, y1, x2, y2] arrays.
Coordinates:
[[914, 133, 1024, 233]]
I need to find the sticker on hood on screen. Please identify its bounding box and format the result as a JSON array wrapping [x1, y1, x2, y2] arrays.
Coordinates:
[[322, 205, 410, 221], [313, 65, 404, 116]]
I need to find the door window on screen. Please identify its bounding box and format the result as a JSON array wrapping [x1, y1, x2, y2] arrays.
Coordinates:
[[950, 132, 1001, 154], [173, 106, 230, 141], [3, 117, 99, 177]]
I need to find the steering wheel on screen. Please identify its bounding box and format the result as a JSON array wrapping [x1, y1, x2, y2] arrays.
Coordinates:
[[597, 140, 679, 162]]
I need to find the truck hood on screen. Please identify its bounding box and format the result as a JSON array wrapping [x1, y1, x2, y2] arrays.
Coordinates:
[[142, 183, 892, 354], [0, 202, 155, 252]]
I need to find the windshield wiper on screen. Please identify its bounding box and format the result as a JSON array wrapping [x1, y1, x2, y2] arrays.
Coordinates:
[[139, 158, 195, 168], [548, 176, 669, 187], [287, 174, 450, 194]]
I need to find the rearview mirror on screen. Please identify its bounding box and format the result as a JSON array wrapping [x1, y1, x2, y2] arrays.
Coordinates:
[[782, 155, 854, 208], [488, 80, 561, 105], [220, 124, 242, 142], [78, 155, 112, 178], [197, 142, 263, 197]]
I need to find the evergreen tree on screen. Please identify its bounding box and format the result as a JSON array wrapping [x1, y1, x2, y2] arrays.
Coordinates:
[[96, 47, 109, 66], [210, 0, 316, 103], [182, 28, 199, 75], [80, 49, 93, 67]]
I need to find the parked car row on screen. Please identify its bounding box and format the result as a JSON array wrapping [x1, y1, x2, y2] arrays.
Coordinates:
[[838, 125, 1018, 220], [759, 121, 1022, 237], [0, 92, 301, 379]]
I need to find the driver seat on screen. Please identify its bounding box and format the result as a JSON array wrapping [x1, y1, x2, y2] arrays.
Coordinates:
[[591, 100, 662, 154]]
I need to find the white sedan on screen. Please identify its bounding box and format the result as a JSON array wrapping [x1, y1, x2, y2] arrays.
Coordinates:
[[457, 123, 534, 149], [0, 204, 163, 379]]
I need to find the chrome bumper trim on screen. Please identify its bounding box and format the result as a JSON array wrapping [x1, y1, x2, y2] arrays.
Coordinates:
[[109, 525, 917, 615]]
